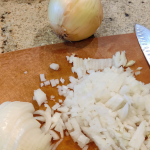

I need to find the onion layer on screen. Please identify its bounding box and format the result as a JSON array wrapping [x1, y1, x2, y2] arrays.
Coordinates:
[[0, 101, 51, 150]]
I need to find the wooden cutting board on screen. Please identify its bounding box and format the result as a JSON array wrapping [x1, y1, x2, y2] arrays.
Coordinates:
[[0, 33, 150, 149]]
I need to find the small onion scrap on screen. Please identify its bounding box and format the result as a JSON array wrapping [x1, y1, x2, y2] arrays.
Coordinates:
[[48, 0, 103, 41]]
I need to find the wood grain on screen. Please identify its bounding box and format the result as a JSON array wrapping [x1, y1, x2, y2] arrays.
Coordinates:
[[0, 33, 149, 149]]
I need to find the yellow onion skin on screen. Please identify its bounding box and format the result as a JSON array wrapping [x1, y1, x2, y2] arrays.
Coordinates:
[[48, 0, 103, 41]]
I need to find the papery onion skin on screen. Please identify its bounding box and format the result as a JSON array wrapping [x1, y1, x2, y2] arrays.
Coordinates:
[[48, 0, 103, 41]]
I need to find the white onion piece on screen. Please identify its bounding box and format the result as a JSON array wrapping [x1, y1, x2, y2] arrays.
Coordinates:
[[0, 101, 51, 150], [34, 110, 45, 116], [27, 131, 48, 150], [54, 120, 64, 138], [34, 116, 46, 122], [61, 113, 68, 122], [124, 94, 132, 106], [57, 106, 69, 113], [35, 133, 51, 150], [82, 145, 89, 150], [52, 103, 60, 110], [70, 118, 81, 132], [126, 60, 135, 67], [51, 112, 61, 123], [65, 120, 73, 131], [118, 103, 129, 121], [52, 139, 63, 150], [113, 51, 127, 68], [44, 81, 50, 86], [129, 121, 145, 149], [2, 113, 34, 150], [49, 130, 60, 140], [55, 79, 59, 85], [141, 143, 147, 150], [41, 83, 44, 87], [11, 118, 41, 150], [81, 127, 112, 150], [77, 134, 90, 148], [22, 132, 51, 150], [65, 131, 69, 136], [119, 85, 129, 95], [105, 94, 125, 111], [41, 104, 51, 134], [50, 112, 61, 129], [16, 129, 44, 150], [49, 143, 55, 150], [120, 51, 127, 67], [40, 74, 46, 82], [67, 55, 114, 73], [33, 89, 47, 106], [0, 101, 11, 114], [135, 71, 141, 76], [60, 78, 65, 84], [70, 130, 81, 142], [137, 67, 142, 71], [0, 102, 34, 149], [59, 99, 63, 103], [34, 105, 52, 134], [50, 63, 59, 70], [50, 79, 57, 87]]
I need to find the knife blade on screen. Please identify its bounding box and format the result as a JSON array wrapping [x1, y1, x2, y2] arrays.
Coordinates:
[[135, 24, 150, 65]]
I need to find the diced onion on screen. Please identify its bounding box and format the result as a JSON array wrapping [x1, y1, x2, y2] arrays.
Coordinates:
[[50, 79, 57, 87], [33, 89, 47, 106], [50, 63, 59, 70], [137, 67, 142, 71], [40, 74, 46, 82], [135, 71, 141, 76], [41, 83, 44, 87], [126, 60, 136, 67], [24, 71, 27, 74], [60, 78, 65, 84], [52, 103, 60, 110], [44, 80, 50, 86]]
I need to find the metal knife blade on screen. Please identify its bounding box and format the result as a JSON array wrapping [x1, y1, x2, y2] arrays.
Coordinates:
[[135, 24, 150, 65]]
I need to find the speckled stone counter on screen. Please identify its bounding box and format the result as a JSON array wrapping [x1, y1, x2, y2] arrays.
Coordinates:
[[0, 0, 150, 53]]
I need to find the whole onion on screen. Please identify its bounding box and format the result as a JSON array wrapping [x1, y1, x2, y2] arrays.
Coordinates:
[[48, 0, 103, 41]]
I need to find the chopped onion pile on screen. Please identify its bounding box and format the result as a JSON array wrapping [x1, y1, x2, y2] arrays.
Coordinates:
[[66, 51, 127, 79], [0, 101, 51, 150], [34, 51, 150, 150], [1, 50, 149, 150], [55, 64, 150, 150]]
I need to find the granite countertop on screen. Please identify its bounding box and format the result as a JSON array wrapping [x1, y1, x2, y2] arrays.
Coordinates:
[[0, 0, 150, 53]]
